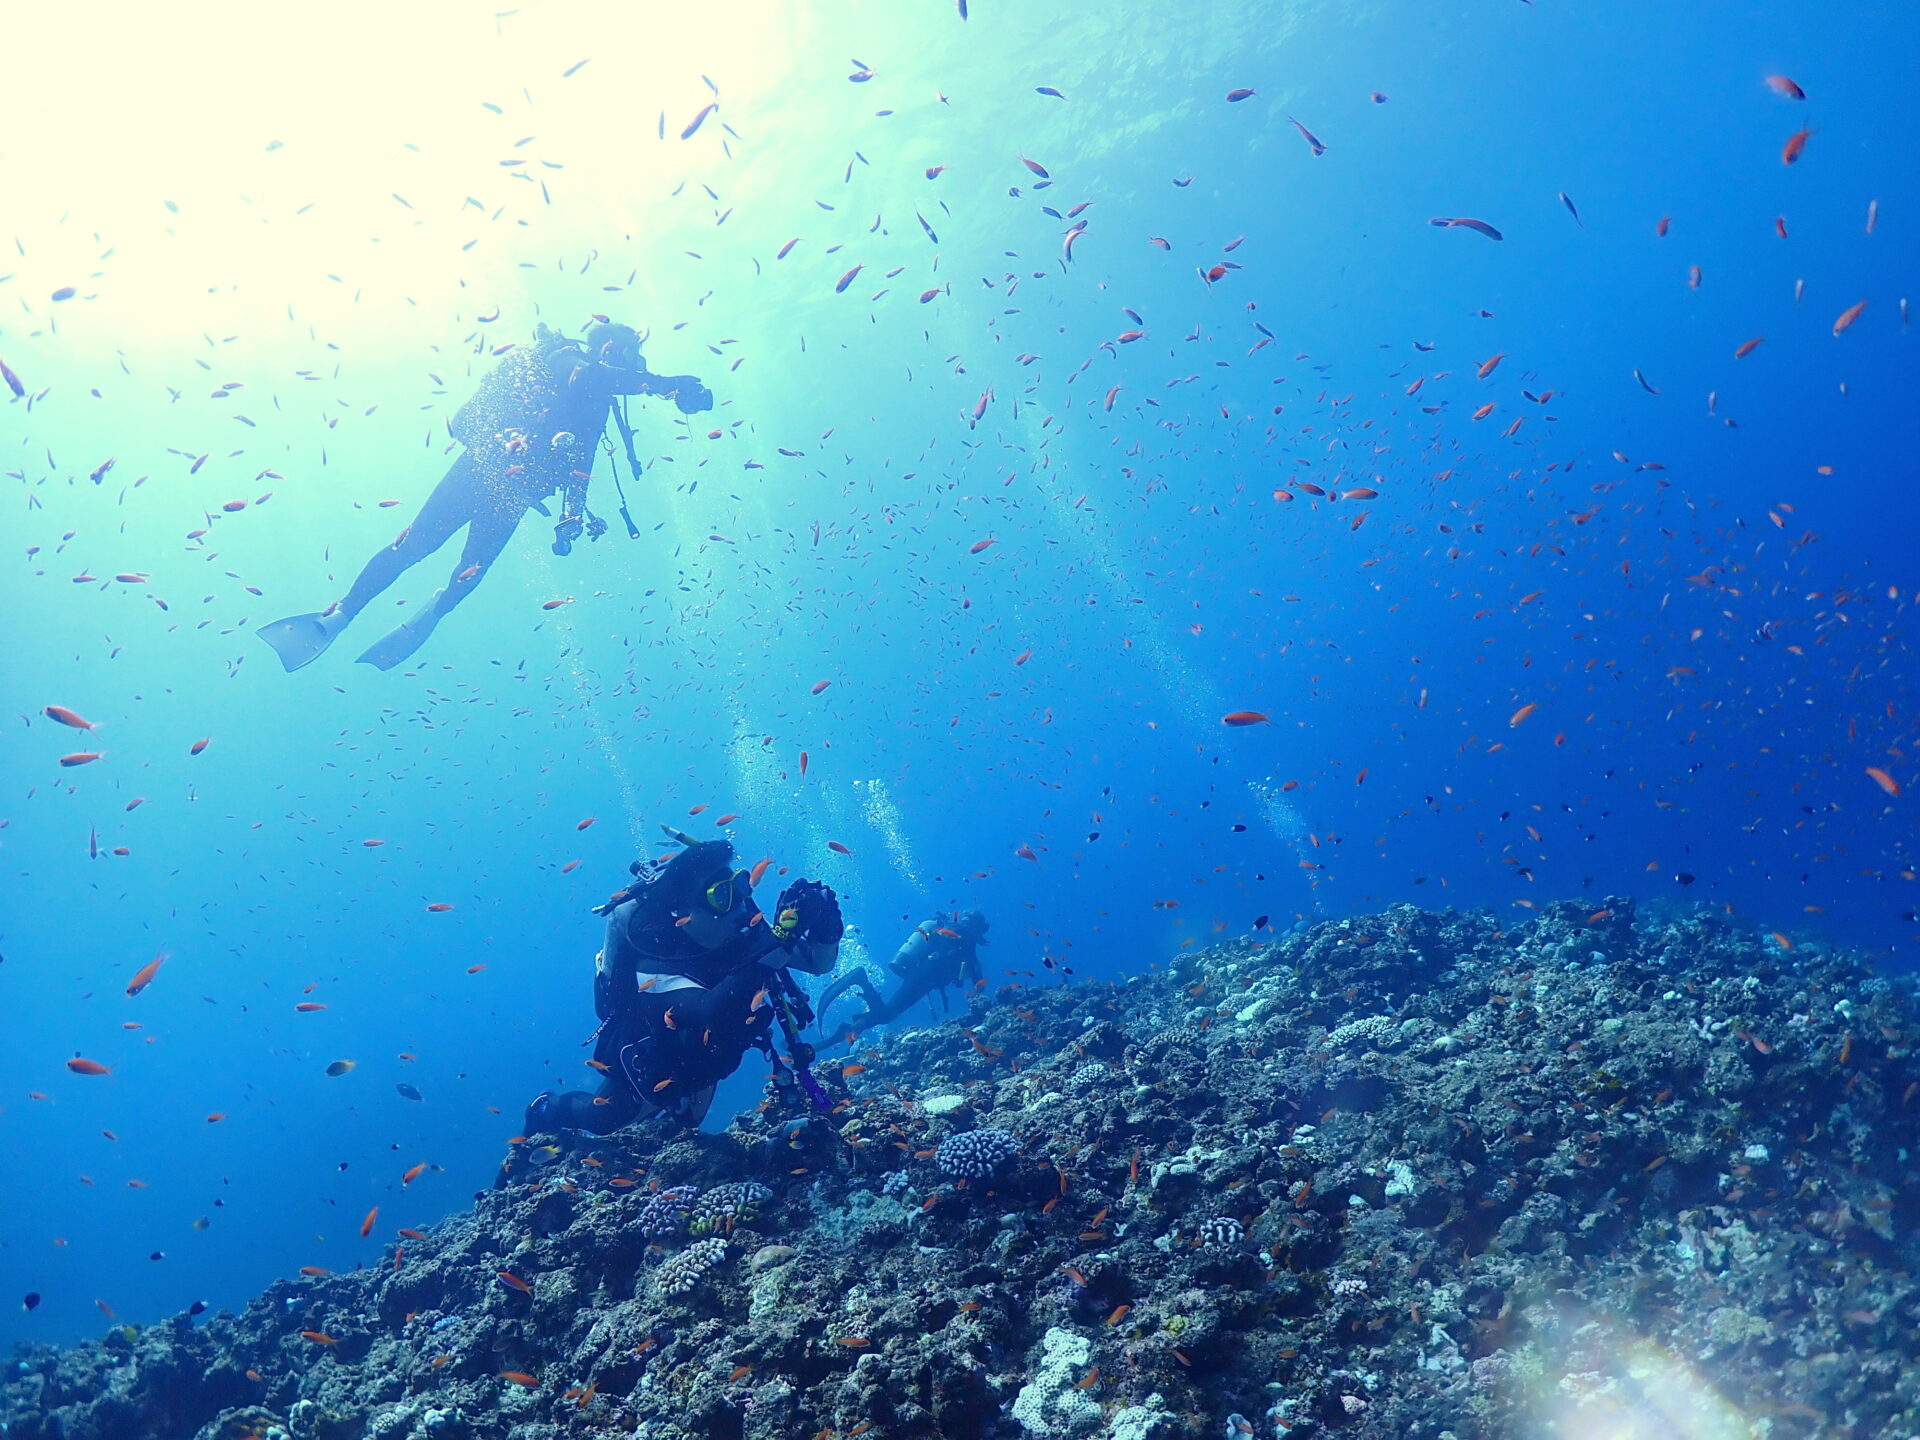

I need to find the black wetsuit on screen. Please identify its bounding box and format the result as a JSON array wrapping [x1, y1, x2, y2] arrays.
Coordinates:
[[825, 922, 982, 1036], [543, 897, 832, 1134], [333, 340, 702, 630]]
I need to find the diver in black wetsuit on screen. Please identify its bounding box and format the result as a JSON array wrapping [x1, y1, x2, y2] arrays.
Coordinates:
[[512, 833, 842, 1154], [817, 908, 988, 1040], [256, 321, 712, 673]]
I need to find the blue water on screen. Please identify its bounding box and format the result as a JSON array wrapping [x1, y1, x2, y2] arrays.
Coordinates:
[[3, 0, 1914, 1348]]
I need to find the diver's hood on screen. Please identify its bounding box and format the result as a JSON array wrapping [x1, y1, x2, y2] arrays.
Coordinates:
[[636, 839, 735, 913]]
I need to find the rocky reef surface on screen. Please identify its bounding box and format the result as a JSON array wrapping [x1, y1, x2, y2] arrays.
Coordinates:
[[7, 898, 1920, 1440]]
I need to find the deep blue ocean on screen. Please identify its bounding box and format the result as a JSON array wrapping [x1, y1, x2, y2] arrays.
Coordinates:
[[3, 0, 1914, 1348]]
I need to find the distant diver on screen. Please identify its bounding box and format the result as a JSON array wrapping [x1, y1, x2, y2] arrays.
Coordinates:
[[257, 320, 711, 672], [499, 828, 842, 1180], [817, 908, 988, 1039]]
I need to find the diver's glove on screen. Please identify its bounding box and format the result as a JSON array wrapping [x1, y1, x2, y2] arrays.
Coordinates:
[[672, 380, 714, 415], [552, 515, 584, 557], [773, 879, 843, 945], [585, 512, 608, 541]]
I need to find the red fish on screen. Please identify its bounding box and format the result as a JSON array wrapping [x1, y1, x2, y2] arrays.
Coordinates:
[[60, 752, 104, 767], [359, 1207, 379, 1238], [1286, 116, 1326, 155], [1226, 88, 1255, 102], [66, 1057, 111, 1076], [1832, 301, 1867, 336], [1781, 127, 1811, 165], [1018, 155, 1050, 178], [811, 680, 831, 695], [827, 841, 852, 855], [1764, 75, 1806, 100], [1221, 711, 1269, 726], [835, 265, 864, 293], [189, 738, 210, 756], [1734, 337, 1764, 359], [425, 903, 454, 912]]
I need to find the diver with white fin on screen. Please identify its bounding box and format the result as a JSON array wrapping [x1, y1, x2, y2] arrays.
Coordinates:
[[257, 320, 711, 672]]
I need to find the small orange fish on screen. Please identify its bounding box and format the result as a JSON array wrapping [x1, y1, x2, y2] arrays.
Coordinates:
[[811, 680, 831, 695], [841, 1063, 868, 1076], [402, 1162, 427, 1185], [714, 813, 740, 825], [66, 1057, 111, 1076], [59, 752, 104, 767], [1476, 353, 1504, 379], [295, 1002, 326, 1012], [1832, 300, 1868, 336], [188, 738, 210, 756], [1865, 766, 1901, 797], [44, 705, 97, 729], [126, 952, 167, 997], [1765, 75, 1806, 100], [749, 858, 773, 885], [359, 1207, 379, 1238], [577, 817, 596, 830], [301, 1331, 338, 1345], [398, 1228, 428, 1240], [828, 840, 852, 855], [299, 1266, 330, 1277], [1509, 702, 1537, 727], [1221, 711, 1269, 727], [1781, 127, 1811, 165], [970, 538, 996, 554], [1734, 337, 1764, 359], [497, 1270, 533, 1293], [1106, 1303, 1131, 1325], [499, 1371, 539, 1387], [425, 903, 454, 912]]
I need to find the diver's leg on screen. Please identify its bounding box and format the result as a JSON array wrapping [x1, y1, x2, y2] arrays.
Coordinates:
[[424, 490, 529, 618], [355, 487, 527, 669], [858, 976, 933, 1028], [259, 458, 481, 671], [338, 455, 481, 620]]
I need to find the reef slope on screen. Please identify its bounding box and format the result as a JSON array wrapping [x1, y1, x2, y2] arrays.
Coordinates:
[[7, 898, 1919, 1439]]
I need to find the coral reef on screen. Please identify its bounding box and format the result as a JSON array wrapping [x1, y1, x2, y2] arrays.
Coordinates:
[[7, 898, 1920, 1439]]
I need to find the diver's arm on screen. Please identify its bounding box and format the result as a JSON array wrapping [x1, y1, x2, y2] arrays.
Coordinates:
[[593, 904, 641, 1021]]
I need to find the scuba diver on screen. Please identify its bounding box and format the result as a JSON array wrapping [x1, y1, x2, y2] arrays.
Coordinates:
[[817, 908, 989, 1040], [256, 320, 712, 673], [513, 828, 843, 1152]]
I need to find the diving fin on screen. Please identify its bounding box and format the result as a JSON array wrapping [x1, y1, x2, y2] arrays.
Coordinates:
[[355, 595, 444, 671], [256, 610, 351, 673], [816, 969, 881, 1030]]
